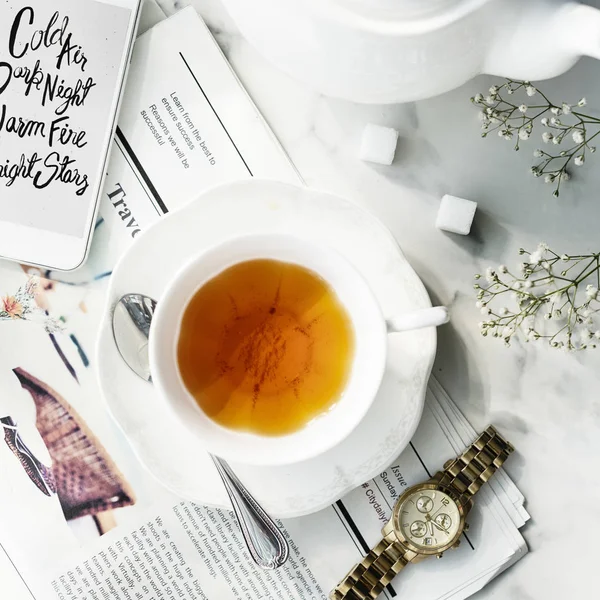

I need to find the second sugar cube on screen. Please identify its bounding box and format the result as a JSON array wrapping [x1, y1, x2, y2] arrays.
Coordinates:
[[360, 124, 399, 165], [436, 194, 478, 235]]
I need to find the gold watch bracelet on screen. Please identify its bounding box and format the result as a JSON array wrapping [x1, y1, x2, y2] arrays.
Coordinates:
[[329, 425, 514, 600], [438, 425, 514, 501], [329, 532, 412, 600]]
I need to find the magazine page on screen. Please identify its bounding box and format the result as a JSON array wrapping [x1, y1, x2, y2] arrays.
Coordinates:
[[1, 542, 34, 600], [0, 7, 524, 600], [97, 6, 301, 268]]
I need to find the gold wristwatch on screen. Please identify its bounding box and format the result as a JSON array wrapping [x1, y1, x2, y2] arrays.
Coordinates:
[[330, 425, 514, 600]]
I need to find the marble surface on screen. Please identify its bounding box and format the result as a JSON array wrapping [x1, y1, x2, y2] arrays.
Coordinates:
[[156, 1, 600, 597]]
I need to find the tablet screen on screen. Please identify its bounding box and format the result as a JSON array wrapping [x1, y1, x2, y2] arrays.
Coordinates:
[[0, 0, 132, 238]]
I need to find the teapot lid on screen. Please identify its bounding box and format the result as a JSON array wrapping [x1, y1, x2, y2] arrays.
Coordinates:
[[306, 0, 488, 32]]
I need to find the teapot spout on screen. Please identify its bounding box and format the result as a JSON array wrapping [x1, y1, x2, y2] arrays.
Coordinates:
[[483, 2, 600, 81]]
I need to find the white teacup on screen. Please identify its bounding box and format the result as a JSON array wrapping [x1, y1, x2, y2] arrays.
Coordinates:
[[149, 234, 447, 466]]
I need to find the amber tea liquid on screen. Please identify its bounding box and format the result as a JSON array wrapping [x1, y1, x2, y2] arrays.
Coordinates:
[[177, 259, 355, 436]]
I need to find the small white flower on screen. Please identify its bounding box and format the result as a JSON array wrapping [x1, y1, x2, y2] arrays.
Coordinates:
[[591, 146, 597, 153], [474, 93, 484, 103], [552, 136, 561, 145], [544, 174, 555, 184], [561, 103, 571, 115], [586, 284, 598, 299], [541, 117, 549, 126], [499, 307, 509, 316], [575, 155, 585, 166], [519, 129, 530, 140], [533, 149, 543, 158], [560, 171, 570, 182], [524, 281, 533, 289], [518, 104, 527, 113], [542, 132, 553, 143], [476, 301, 483, 309], [561, 254, 569, 261], [550, 106, 561, 115], [526, 85, 536, 97], [478, 111, 489, 122], [544, 313, 552, 320], [595, 331, 600, 339], [499, 265, 508, 274], [578, 97, 587, 107], [541, 261, 550, 269], [513, 281, 523, 290], [572, 130, 585, 144], [583, 309, 591, 318], [489, 85, 498, 95], [550, 117, 559, 126], [481, 306, 491, 316], [529, 249, 543, 264], [485, 95, 495, 105], [485, 267, 496, 283]]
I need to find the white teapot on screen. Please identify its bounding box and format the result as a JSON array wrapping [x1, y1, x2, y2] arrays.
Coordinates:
[[219, 0, 600, 103]]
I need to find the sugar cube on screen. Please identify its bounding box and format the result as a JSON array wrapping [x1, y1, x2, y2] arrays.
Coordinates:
[[436, 194, 477, 235], [360, 124, 399, 165]]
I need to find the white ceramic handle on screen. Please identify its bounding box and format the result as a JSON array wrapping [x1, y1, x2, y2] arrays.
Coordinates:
[[386, 307, 449, 333]]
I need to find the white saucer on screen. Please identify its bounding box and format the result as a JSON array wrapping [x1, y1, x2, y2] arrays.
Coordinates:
[[97, 180, 436, 518]]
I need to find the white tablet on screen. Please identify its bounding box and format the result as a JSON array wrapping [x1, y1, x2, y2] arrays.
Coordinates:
[[0, 0, 141, 270]]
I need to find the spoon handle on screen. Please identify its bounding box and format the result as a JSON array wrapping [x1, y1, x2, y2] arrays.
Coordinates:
[[211, 455, 289, 570]]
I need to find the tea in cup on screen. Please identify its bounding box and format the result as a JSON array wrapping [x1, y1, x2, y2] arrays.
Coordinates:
[[149, 234, 447, 466]]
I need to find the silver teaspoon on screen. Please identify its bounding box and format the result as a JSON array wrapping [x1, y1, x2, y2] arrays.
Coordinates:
[[112, 294, 289, 570]]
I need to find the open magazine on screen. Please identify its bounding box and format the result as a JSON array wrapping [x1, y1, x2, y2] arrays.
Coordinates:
[[0, 5, 529, 600]]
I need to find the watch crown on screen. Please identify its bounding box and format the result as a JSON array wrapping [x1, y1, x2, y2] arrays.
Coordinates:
[[436, 553, 444, 559], [464, 523, 470, 532], [453, 539, 461, 549]]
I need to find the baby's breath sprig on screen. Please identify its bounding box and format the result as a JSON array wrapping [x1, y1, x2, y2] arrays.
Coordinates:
[[474, 244, 600, 351], [471, 80, 599, 197]]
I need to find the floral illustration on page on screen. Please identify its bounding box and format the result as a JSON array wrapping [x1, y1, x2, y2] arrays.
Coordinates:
[[0, 277, 63, 333]]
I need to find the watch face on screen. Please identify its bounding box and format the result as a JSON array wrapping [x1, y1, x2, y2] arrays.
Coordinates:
[[395, 487, 462, 552]]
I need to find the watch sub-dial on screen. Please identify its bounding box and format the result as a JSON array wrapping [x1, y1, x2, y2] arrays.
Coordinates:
[[435, 514, 452, 531], [409, 521, 427, 538], [416, 496, 434, 513]]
